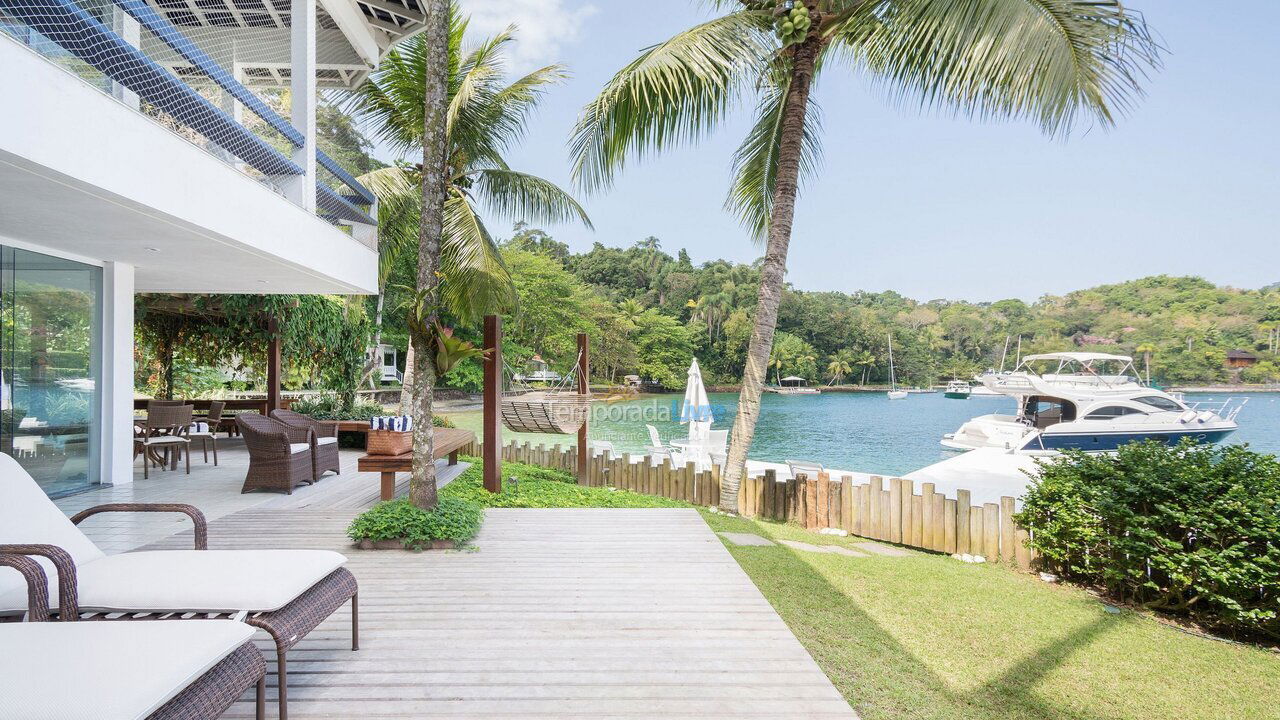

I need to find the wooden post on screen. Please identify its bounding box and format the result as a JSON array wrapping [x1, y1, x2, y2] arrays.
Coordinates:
[[943, 498, 958, 554], [983, 503, 1000, 561], [576, 332, 589, 485], [921, 482, 936, 550], [956, 489, 971, 555], [265, 315, 281, 414], [869, 476, 883, 540], [931, 493, 945, 553], [970, 506, 984, 558], [889, 478, 903, 544], [482, 315, 502, 493], [1000, 497, 1017, 565]]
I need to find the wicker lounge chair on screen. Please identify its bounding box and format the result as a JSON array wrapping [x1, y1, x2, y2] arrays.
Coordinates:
[[271, 408, 340, 481], [1, 554, 266, 719], [0, 454, 359, 719], [236, 412, 315, 494]]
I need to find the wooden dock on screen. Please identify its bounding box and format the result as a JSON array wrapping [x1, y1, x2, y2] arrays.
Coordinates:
[[137, 507, 855, 718]]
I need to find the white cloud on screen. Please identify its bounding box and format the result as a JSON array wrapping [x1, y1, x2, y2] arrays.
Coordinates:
[[457, 0, 597, 71]]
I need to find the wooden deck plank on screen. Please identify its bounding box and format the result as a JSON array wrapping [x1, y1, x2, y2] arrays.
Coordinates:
[[130, 507, 855, 719]]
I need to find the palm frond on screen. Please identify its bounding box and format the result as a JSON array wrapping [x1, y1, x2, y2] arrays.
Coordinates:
[[442, 191, 517, 321], [357, 167, 420, 286], [569, 12, 772, 193], [838, 0, 1161, 136], [469, 169, 593, 229], [725, 75, 824, 241]]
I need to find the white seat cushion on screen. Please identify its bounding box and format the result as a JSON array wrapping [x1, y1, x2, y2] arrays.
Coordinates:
[[316, 436, 338, 445], [289, 443, 309, 454], [0, 549, 348, 615], [142, 435, 188, 445], [0, 454, 105, 607], [0, 620, 255, 720]]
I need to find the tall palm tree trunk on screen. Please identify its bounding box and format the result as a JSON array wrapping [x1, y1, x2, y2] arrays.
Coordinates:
[[720, 34, 819, 512], [408, 0, 450, 510]]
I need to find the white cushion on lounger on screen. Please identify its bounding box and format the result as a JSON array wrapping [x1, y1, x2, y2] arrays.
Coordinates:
[[0, 620, 254, 720], [0, 549, 347, 615], [289, 442, 309, 454], [316, 436, 338, 445], [0, 453, 105, 605]]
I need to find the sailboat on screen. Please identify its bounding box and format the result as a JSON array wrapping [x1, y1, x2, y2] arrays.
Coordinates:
[[887, 334, 908, 400]]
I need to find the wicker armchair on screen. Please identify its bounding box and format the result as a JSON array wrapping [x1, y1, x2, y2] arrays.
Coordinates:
[[271, 408, 340, 481], [236, 413, 314, 494]]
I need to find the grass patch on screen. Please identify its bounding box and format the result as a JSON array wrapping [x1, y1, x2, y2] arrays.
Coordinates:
[[701, 511, 1280, 720], [442, 457, 690, 509], [347, 496, 483, 547]]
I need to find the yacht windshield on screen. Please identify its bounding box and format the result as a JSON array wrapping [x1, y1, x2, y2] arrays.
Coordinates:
[[1135, 395, 1184, 412]]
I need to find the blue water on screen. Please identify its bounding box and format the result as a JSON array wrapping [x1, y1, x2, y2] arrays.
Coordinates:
[[576, 391, 1280, 477]]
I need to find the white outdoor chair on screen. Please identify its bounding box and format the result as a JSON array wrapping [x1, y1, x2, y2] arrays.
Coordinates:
[[703, 429, 730, 466], [589, 440, 615, 457], [0, 454, 358, 719], [787, 459, 825, 480], [645, 424, 677, 466]]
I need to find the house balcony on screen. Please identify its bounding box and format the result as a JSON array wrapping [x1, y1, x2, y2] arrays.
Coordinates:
[[0, 0, 427, 293]]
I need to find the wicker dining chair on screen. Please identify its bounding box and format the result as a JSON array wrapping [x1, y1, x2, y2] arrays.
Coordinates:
[[271, 408, 340, 481], [137, 403, 193, 478], [189, 400, 224, 466], [236, 413, 315, 494]]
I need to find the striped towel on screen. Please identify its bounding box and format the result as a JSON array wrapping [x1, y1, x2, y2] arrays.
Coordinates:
[[370, 416, 413, 432]]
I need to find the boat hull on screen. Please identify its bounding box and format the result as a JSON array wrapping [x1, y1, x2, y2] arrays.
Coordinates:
[[1031, 428, 1236, 452], [943, 391, 970, 399]]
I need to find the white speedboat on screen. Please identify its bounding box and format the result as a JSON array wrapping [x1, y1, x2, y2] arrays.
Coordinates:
[[942, 352, 1244, 454]]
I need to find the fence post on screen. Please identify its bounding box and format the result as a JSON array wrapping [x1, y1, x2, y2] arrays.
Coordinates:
[[1000, 496, 1016, 565], [943, 498, 957, 554], [983, 503, 1000, 561], [969, 506, 984, 558], [868, 476, 883, 539], [956, 489, 971, 554], [921, 482, 936, 550], [931, 492, 945, 553], [889, 478, 903, 543]]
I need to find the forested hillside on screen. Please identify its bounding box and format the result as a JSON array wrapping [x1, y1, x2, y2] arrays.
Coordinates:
[[416, 227, 1280, 390]]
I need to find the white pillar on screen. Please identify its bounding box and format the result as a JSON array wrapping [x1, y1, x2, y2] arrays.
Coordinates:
[[99, 261, 135, 486], [287, 0, 317, 212], [110, 7, 140, 110]]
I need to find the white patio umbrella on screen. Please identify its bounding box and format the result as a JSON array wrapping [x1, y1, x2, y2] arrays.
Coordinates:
[[680, 358, 713, 467]]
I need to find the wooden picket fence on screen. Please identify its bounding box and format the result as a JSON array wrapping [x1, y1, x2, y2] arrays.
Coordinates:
[[463, 440, 1034, 569]]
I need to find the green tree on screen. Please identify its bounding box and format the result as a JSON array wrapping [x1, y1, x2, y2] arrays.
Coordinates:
[[571, 0, 1158, 510], [825, 348, 854, 385]]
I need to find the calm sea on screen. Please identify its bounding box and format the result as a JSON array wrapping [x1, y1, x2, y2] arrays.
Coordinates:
[[445, 391, 1280, 478]]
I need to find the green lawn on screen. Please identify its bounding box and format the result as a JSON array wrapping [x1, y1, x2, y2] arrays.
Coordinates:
[[442, 457, 689, 509], [701, 511, 1280, 720]]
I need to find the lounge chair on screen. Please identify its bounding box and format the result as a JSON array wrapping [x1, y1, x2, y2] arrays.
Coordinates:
[[236, 412, 315, 494], [0, 454, 358, 719], [645, 424, 677, 466], [1, 553, 267, 719], [787, 459, 825, 480], [271, 408, 341, 481]]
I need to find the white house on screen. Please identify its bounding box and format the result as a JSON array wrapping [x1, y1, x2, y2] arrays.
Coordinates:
[[0, 0, 420, 496]]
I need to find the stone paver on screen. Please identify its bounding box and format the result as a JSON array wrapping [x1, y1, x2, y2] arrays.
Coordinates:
[[717, 531, 777, 546], [779, 539, 869, 557]]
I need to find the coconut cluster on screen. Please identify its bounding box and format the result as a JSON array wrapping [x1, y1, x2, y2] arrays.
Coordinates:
[[762, 1, 813, 46]]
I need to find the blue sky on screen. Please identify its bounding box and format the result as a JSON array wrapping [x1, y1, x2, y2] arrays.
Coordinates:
[[374, 1, 1280, 302]]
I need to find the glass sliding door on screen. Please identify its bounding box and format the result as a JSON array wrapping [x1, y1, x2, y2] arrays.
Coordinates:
[[0, 246, 103, 497]]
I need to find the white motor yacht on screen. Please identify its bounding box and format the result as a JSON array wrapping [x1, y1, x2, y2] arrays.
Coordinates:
[[942, 352, 1244, 454]]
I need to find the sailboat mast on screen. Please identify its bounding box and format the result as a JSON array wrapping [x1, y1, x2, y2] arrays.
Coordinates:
[[887, 333, 896, 390]]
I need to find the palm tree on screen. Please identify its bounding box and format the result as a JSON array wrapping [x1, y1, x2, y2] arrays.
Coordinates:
[[570, 0, 1159, 511], [352, 8, 592, 508], [1135, 342, 1157, 384], [854, 349, 876, 386], [826, 349, 854, 385]]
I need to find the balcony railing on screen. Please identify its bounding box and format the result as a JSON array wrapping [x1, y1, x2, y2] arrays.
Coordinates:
[[0, 0, 376, 231]]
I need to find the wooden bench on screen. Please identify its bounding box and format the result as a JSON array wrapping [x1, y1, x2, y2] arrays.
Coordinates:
[[357, 427, 476, 501]]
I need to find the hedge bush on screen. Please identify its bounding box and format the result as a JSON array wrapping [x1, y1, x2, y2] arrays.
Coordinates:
[[346, 496, 483, 548], [1016, 440, 1280, 639]]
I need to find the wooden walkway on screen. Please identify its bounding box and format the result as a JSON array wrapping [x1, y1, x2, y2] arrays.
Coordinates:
[[141, 508, 856, 719]]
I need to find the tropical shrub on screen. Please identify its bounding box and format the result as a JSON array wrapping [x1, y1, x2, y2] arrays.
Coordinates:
[[346, 496, 483, 547], [288, 392, 385, 420], [1016, 440, 1280, 639]]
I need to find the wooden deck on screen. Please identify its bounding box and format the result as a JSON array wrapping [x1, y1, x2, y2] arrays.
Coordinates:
[[56, 445, 856, 718]]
